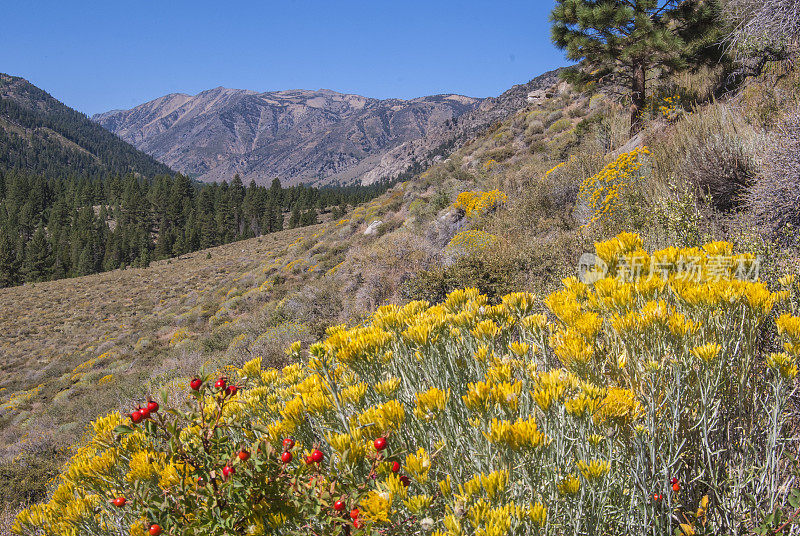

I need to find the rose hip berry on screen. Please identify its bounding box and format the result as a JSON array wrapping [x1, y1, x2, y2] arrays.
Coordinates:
[[146, 400, 159, 413], [130, 410, 143, 424], [139, 406, 151, 420], [282, 437, 295, 450], [238, 450, 250, 461], [112, 497, 126, 507], [672, 482, 681, 492], [222, 465, 235, 479], [350, 508, 359, 520], [399, 475, 410, 487], [149, 525, 162, 536], [190, 378, 202, 390], [214, 378, 226, 390], [373, 437, 387, 451], [670, 477, 678, 485], [333, 500, 345, 511], [391, 461, 400, 473], [354, 519, 362, 529], [281, 451, 293, 463], [310, 449, 324, 463], [226, 384, 238, 396]]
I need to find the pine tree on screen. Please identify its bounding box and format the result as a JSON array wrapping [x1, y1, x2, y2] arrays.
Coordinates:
[[551, 0, 722, 135], [289, 204, 302, 229], [0, 226, 19, 287], [22, 224, 52, 282]]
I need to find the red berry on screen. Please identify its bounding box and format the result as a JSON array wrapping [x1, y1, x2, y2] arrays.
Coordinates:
[[222, 465, 234, 479], [373, 437, 387, 451], [112, 497, 126, 507], [190, 378, 202, 390], [391, 461, 400, 473], [350, 508, 359, 520], [147, 401, 159, 413], [226, 385, 238, 396], [282, 451, 293, 463], [399, 475, 410, 487], [282, 437, 295, 450], [149, 525, 162, 536], [139, 407, 151, 420], [214, 378, 226, 390], [130, 410, 143, 423], [672, 482, 681, 492], [652, 493, 660, 502], [304, 455, 313, 464], [238, 450, 250, 461], [310, 449, 324, 463], [354, 519, 362, 529], [333, 500, 345, 511], [670, 477, 678, 485]]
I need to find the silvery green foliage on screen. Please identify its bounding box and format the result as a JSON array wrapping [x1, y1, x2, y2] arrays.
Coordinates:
[[746, 110, 800, 237]]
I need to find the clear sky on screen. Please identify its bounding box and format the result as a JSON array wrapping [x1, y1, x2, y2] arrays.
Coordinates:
[[0, 0, 567, 116]]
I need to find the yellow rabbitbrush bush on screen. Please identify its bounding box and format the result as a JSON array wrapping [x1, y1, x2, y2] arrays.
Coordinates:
[[14, 233, 800, 536], [578, 147, 649, 228], [445, 230, 502, 259], [453, 189, 508, 218]]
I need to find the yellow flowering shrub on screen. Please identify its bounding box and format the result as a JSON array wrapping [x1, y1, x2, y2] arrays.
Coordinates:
[[453, 190, 508, 217], [14, 233, 799, 536], [445, 230, 501, 257], [578, 147, 649, 227]]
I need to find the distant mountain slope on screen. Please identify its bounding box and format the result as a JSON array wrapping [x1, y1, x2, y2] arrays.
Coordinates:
[[0, 73, 174, 179], [93, 88, 482, 186], [358, 69, 563, 185]]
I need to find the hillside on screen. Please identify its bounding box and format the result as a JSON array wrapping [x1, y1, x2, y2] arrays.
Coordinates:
[[5, 57, 800, 533], [0, 70, 590, 524], [91, 70, 561, 188], [0, 74, 173, 179]]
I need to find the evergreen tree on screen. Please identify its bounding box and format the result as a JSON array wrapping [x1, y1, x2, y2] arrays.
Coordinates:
[[22, 224, 52, 282], [0, 226, 19, 287], [288, 204, 302, 229], [551, 0, 722, 135]]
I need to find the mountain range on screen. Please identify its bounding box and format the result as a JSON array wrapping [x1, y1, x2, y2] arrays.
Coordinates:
[[93, 70, 561, 187]]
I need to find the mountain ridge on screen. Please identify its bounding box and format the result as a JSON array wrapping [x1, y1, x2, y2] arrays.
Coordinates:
[[93, 87, 482, 186], [0, 73, 174, 179], [92, 70, 564, 187]]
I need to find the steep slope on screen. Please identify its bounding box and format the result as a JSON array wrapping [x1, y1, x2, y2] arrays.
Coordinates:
[[0, 74, 173, 179], [359, 68, 563, 184], [93, 88, 481, 186]]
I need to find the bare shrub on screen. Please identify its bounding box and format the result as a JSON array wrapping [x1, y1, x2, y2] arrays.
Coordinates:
[[725, 0, 800, 55], [651, 104, 763, 211], [746, 109, 800, 236]]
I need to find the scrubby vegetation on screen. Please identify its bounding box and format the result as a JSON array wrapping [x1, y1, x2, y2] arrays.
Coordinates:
[[6, 1, 800, 534], [12, 234, 800, 535]]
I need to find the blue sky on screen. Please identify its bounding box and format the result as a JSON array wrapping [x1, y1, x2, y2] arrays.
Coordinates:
[[0, 1, 566, 116]]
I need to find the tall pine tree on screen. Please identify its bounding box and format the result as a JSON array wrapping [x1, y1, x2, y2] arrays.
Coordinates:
[[551, 0, 722, 135]]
